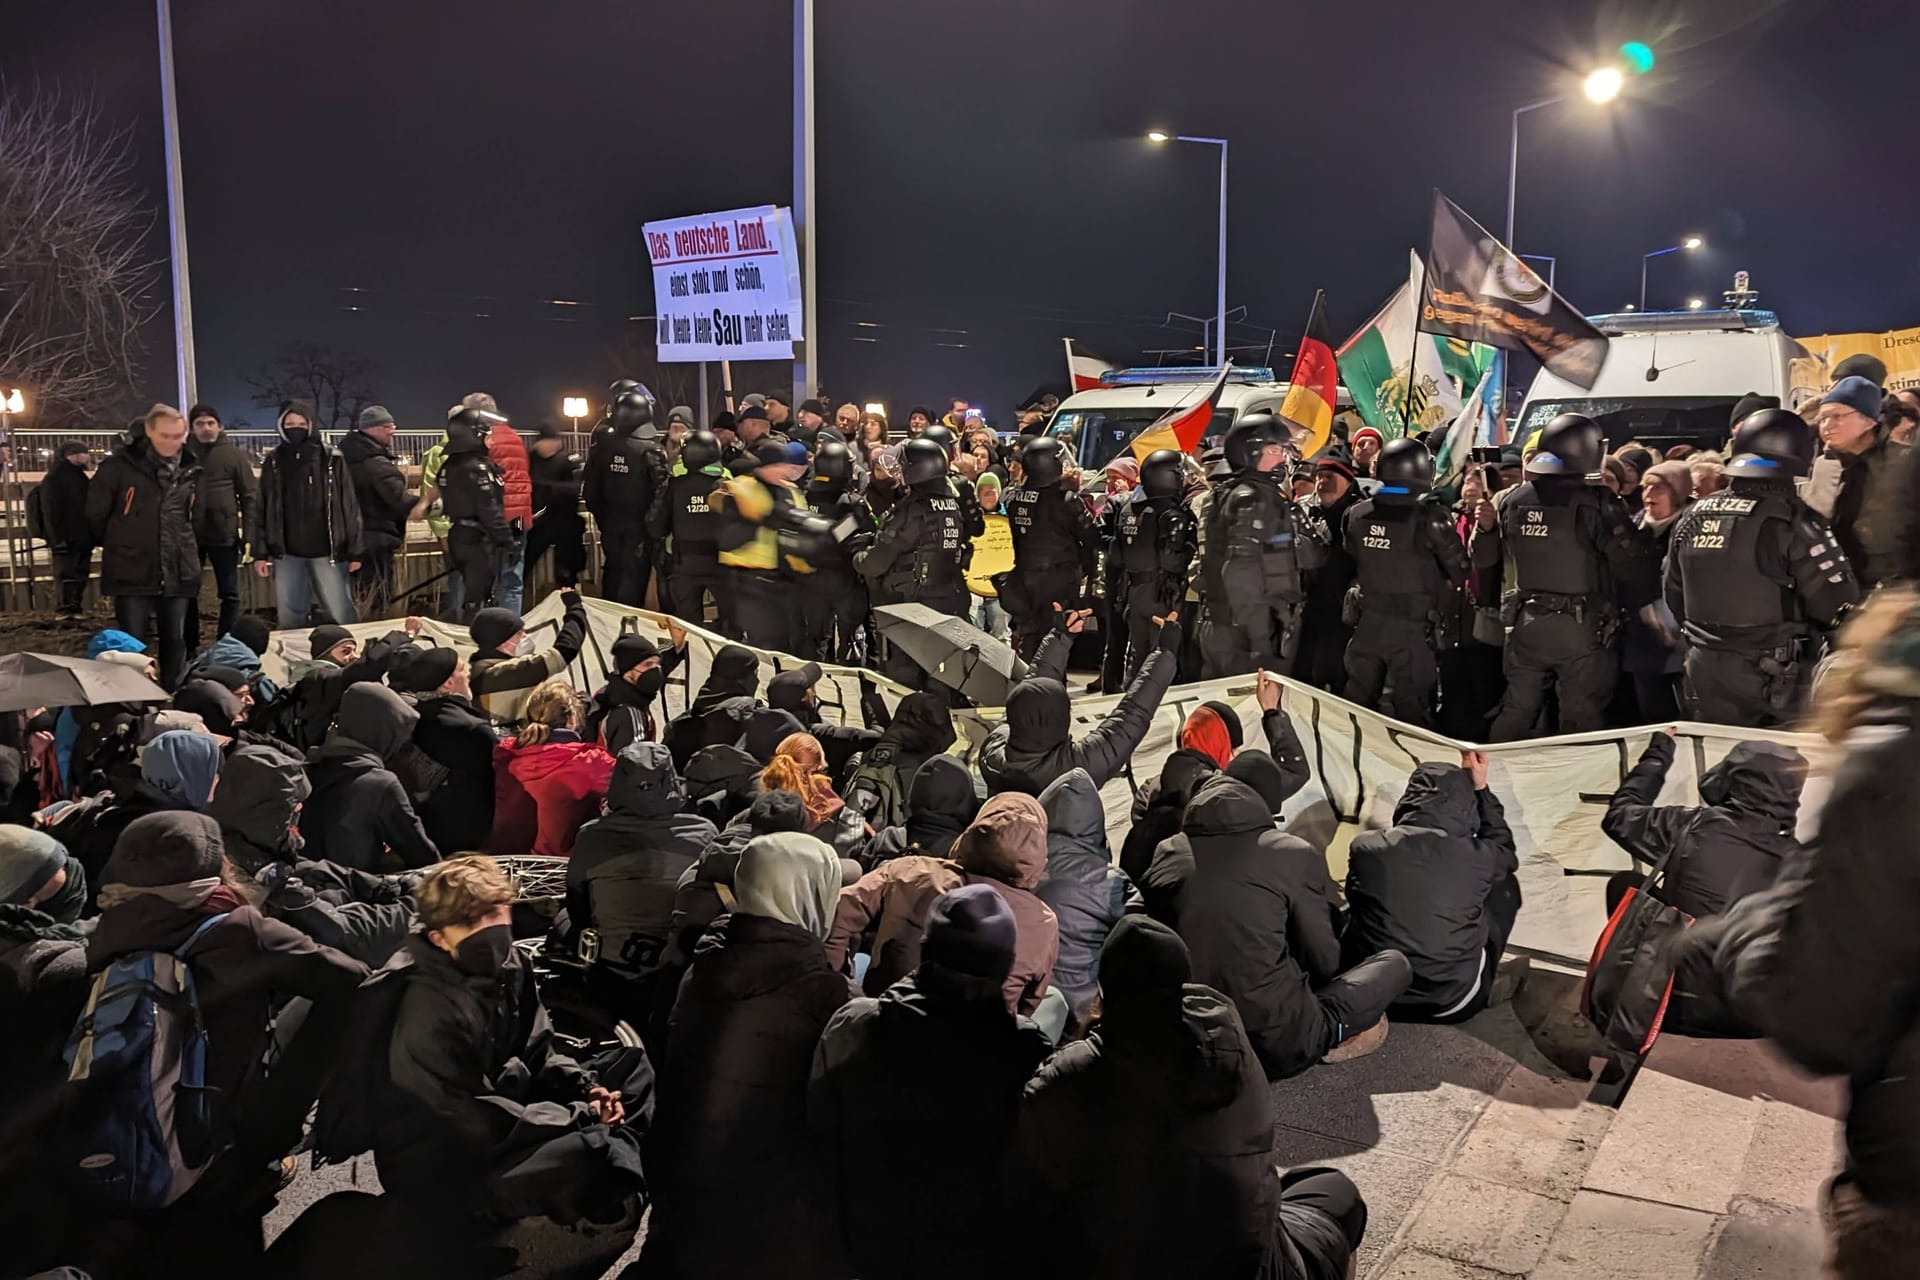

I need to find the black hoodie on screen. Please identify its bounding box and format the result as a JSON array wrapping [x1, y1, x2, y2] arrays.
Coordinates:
[[208, 743, 312, 874], [410, 690, 500, 854], [1342, 763, 1517, 1016], [303, 685, 440, 871], [979, 626, 1176, 796], [864, 754, 980, 864], [843, 691, 957, 828], [664, 645, 763, 771], [569, 742, 718, 976]]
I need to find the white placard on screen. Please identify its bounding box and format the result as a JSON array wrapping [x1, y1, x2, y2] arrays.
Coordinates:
[[644, 204, 803, 362]]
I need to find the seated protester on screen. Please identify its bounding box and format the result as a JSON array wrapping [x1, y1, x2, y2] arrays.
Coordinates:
[[589, 627, 687, 759], [828, 791, 1059, 1017], [0, 826, 93, 1131], [737, 704, 808, 766], [171, 676, 300, 758], [979, 607, 1179, 796], [389, 646, 499, 855], [208, 742, 312, 876], [1121, 672, 1307, 882], [863, 753, 980, 865], [682, 740, 763, 826], [1178, 760, 1413, 1079], [466, 587, 590, 728], [253, 621, 415, 753], [1037, 767, 1142, 1030], [663, 642, 763, 771], [302, 684, 440, 871], [55, 628, 149, 793], [349, 856, 649, 1263], [568, 741, 716, 988], [1599, 730, 1806, 1036], [47, 728, 224, 881], [1011, 917, 1369, 1280], [490, 679, 616, 858], [765, 662, 880, 785], [667, 789, 808, 971], [1342, 754, 1524, 1025], [84, 812, 367, 1271], [1140, 748, 1298, 934], [810, 886, 1051, 1280], [183, 613, 277, 701], [759, 731, 868, 858], [842, 689, 958, 829], [643, 831, 850, 1280]]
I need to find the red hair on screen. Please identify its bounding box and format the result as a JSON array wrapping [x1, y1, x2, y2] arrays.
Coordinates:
[[1179, 705, 1235, 770], [759, 732, 842, 829]]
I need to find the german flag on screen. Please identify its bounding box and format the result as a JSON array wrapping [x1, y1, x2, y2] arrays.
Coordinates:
[[1279, 290, 1338, 458], [1129, 361, 1233, 462]]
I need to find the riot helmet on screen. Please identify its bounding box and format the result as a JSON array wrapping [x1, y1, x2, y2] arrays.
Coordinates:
[[1021, 436, 1066, 488], [1140, 448, 1185, 499], [1374, 437, 1435, 493], [1524, 413, 1603, 477], [611, 386, 657, 432], [1726, 408, 1816, 479], [1222, 411, 1292, 472], [901, 437, 950, 486], [680, 429, 721, 470]]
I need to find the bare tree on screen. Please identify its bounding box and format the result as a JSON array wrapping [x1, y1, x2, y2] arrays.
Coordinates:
[[244, 341, 381, 432], [0, 88, 161, 427]]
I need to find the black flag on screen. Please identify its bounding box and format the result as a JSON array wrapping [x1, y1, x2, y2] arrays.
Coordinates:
[[1418, 191, 1610, 389]]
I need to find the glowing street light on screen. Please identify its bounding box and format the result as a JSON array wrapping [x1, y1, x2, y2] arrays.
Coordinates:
[[1687, 297, 1707, 311], [862, 402, 886, 416], [1146, 130, 1169, 143], [562, 396, 588, 430], [1641, 237, 1706, 310], [1506, 55, 1637, 247], [1146, 130, 1230, 366], [2, 389, 22, 414], [1683, 235, 1704, 251], [1583, 66, 1625, 104]]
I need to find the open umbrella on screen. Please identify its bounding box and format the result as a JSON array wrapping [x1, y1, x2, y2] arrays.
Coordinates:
[[0, 652, 169, 713], [873, 604, 1029, 705]]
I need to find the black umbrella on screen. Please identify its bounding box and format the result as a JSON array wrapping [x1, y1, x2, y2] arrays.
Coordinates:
[[0, 652, 169, 713], [873, 604, 1029, 705]]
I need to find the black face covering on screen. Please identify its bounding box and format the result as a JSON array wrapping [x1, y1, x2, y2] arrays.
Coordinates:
[[40, 857, 89, 925], [632, 666, 668, 702], [453, 923, 513, 976], [282, 427, 311, 447]]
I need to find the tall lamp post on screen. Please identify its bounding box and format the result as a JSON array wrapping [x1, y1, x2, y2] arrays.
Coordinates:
[[1505, 66, 1624, 248], [1641, 237, 1705, 311], [562, 397, 588, 433], [1147, 131, 1230, 368]]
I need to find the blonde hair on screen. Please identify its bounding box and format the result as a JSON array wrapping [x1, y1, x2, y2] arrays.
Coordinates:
[[1810, 585, 1920, 742], [759, 732, 839, 828], [515, 678, 583, 747], [416, 855, 515, 931]]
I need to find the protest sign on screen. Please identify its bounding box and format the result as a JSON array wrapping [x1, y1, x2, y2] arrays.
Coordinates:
[[644, 205, 804, 362], [1795, 326, 1920, 394], [964, 512, 1015, 597]]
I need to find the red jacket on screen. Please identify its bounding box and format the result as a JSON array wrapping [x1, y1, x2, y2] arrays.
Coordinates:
[[489, 735, 615, 857], [488, 422, 534, 525]]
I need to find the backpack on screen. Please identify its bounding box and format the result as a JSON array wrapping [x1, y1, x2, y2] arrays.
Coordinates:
[[250, 674, 329, 751], [61, 913, 230, 1209], [26, 483, 47, 542]]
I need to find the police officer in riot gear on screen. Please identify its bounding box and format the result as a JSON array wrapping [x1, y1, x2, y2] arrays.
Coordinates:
[[1666, 408, 1860, 727], [652, 428, 730, 630], [1342, 437, 1469, 727], [712, 438, 830, 652], [916, 420, 986, 558], [439, 407, 512, 621], [1475, 413, 1650, 739], [1106, 448, 1196, 684], [584, 385, 670, 606], [857, 437, 969, 688], [526, 422, 585, 589], [1002, 436, 1096, 659], [803, 441, 877, 662], [1197, 412, 1325, 678]]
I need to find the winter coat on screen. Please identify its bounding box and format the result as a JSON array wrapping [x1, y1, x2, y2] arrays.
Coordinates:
[[0, 905, 91, 1137], [184, 633, 275, 700], [185, 432, 260, 551], [208, 742, 311, 875], [568, 742, 716, 975], [303, 687, 440, 871], [979, 628, 1177, 796], [662, 645, 764, 772], [827, 793, 1060, 1015], [487, 421, 534, 526], [1342, 764, 1517, 1016], [682, 742, 761, 826], [587, 646, 684, 759], [38, 455, 95, 552], [1120, 709, 1309, 883], [1602, 733, 1804, 920], [254, 630, 409, 754], [810, 969, 1051, 1280], [469, 592, 590, 727], [45, 782, 189, 883], [862, 753, 979, 864], [645, 912, 851, 1280], [85, 436, 202, 597], [1013, 981, 1288, 1279], [842, 691, 958, 828], [257, 434, 363, 562], [1178, 773, 1344, 1080], [255, 859, 416, 968], [1037, 769, 1142, 1022], [489, 732, 614, 858], [336, 429, 413, 555], [665, 811, 761, 967], [406, 691, 499, 854], [1811, 430, 1913, 587]]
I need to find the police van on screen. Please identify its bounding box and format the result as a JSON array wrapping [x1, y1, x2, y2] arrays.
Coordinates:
[[1044, 366, 1358, 470], [1515, 308, 1823, 454]]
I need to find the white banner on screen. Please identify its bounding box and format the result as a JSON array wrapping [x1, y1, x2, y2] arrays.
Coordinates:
[[643, 205, 803, 362], [270, 595, 1831, 967]]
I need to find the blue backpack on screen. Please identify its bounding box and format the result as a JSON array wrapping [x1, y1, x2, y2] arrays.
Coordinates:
[[62, 913, 230, 1209]]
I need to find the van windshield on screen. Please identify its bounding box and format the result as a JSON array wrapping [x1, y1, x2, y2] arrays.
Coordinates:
[[1518, 397, 1740, 452], [1048, 406, 1237, 469]]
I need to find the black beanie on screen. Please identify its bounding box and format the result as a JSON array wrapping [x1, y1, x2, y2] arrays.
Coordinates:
[[1728, 392, 1780, 430], [308, 624, 353, 661], [100, 811, 224, 888], [471, 607, 525, 654], [921, 884, 1017, 981], [1098, 915, 1191, 1025], [187, 403, 220, 425], [1833, 353, 1889, 388], [388, 646, 458, 694], [748, 788, 807, 834], [196, 665, 250, 693], [1225, 749, 1293, 815], [231, 616, 272, 657], [611, 633, 659, 675], [1197, 700, 1244, 750]]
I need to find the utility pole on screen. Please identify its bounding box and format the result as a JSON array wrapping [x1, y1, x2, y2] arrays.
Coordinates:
[[157, 0, 198, 409], [792, 0, 818, 403]]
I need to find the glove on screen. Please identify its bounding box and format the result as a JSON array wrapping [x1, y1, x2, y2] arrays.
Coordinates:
[[560, 587, 583, 609], [1156, 613, 1183, 654]]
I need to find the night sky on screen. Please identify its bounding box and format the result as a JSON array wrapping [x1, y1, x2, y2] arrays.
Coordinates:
[[4, 0, 1911, 431]]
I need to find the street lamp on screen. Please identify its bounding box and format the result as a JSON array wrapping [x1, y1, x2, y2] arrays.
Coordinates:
[[1147, 131, 1230, 367], [2, 389, 21, 414], [1687, 297, 1706, 311], [1641, 237, 1706, 310], [562, 396, 588, 431], [1583, 66, 1625, 104], [1505, 66, 1626, 248], [862, 402, 886, 417]]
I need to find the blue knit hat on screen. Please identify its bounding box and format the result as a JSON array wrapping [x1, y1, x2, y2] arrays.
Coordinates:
[[1823, 376, 1883, 422]]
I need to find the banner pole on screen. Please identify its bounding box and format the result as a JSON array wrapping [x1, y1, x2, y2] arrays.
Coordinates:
[[1402, 254, 1429, 434]]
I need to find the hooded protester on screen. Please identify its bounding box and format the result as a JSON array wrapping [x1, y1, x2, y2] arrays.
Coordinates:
[[810, 886, 1052, 1280], [48, 728, 224, 881], [184, 615, 278, 704], [387, 645, 500, 854], [863, 753, 979, 864], [207, 743, 310, 875], [170, 679, 245, 739], [1178, 767, 1413, 1079], [588, 629, 687, 760], [666, 789, 809, 972], [0, 826, 93, 1136], [663, 643, 763, 771], [736, 704, 808, 767], [255, 398, 364, 626], [978, 609, 1178, 796], [138, 729, 224, 811], [491, 679, 616, 857], [302, 684, 440, 871], [1012, 917, 1368, 1280], [87, 812, 368, 1263], [1342, 757, 1523, 1024], [466, 588, 591, 728], [682, 740, 766, 826], [828, 791, 1060, 1016], [644, 833, 851, 1280], [842, 690, 958, 828], [759, 731, 867, 858], [1037, 768, 1142, 1028], [568, 741, 717, 985]]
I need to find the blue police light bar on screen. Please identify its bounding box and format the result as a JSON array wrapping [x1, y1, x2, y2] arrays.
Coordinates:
[[1097, 365, 1277, 388], [1588, 309, 1779, 334]]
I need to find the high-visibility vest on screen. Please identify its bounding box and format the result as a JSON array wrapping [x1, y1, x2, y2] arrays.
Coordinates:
[[717, 476, 808, 571]]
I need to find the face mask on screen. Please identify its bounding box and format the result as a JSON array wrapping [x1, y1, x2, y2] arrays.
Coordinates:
[[39, 858, 89, 925], [453, 923, 513, 976], [514, 635, 537, 657], [633, 667, 667, 700], [282, 427, 311, 447]]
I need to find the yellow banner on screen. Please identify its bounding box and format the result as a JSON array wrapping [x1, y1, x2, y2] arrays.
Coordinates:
[[1796, 327, 1920, 395], [964, 511, 1014, 597]]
